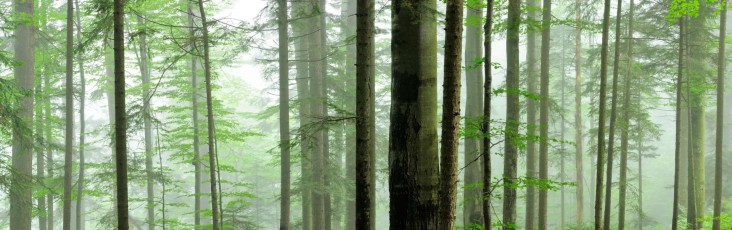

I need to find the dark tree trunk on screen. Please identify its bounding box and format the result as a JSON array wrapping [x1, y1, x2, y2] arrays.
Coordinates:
[[113, 0, 130, 228], [438, 0, 464, 228], [537, 0, 551, 228], [671, 14, 684, 230], [713, 2, 727, 230], [618, 0, 635, 228], [482, 1, 494, 229], [595, 0, 612, 228], [504, 0, 521, 228], [307, 0, 326, 228], [355, 0, 375, 228], [603, 0, 623, 228], [278, 0, 291, 228], [525, 0, 539, 227], [344, 0, 357, 227], [63, 0, 75, 228], [389, 0, 439, 228]]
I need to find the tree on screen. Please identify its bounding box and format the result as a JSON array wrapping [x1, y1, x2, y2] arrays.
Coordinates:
[[525, 0, 539, 227], [595, 0, 612, 228], [75, 0, 87, 228], [671, 12, 685, 230], [278, 0, 290, 228], [538, 0, 551, 228], [134, 12, 156, 230], [10, 0, 36, 229], [113, 0, 130, 228], [464, 0, 484, 226], [439, 0, 464, 229], [307, 0, 326, 228], [504, 0, 521, 228], [618, 0, 635, 228], [574, 0, 584, 224], [603, 0, 623, 227], [291, 0, 312, 227], [355, 0, 375, 228], [482, 0, 495, 228], [389, 0, 439, 228], [63, 0, 75, 228], [196, 0, 220, 228], [713, 1, 727, 230]]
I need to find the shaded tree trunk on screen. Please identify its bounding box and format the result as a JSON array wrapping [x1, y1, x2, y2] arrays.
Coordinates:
[[525, 0, 539, 227], [10, 0, 36, 229], [463, 2, 484, 227], [344, 0, 357, 228], [713, 2, 727, 230], [482, 1, 494, 229], [291, 1, 312, 227], [603, 0, 623, 228], [537, 0, 551, 228], [355, 0, 375, 228], [595, 0, 612, 227], [278, 0, 291, 228], [618, 0, 635, 229], [63, 0, 75, 228], [504, 0, 521, 228], [672, 16, 685, 230], [75, 0, 87, 227], [574, 0, 584, 224], [113, 0, 130, 228], [389, 0, 439, 228], [307, 0, 326, 228], [36, 75, 47, 230]]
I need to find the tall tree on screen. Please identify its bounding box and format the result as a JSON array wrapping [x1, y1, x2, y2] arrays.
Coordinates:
[[525, 0, 539, 227], [197, 0, 220, 228], [574, 0, 584, 224], [618, 0, 635, 228], [344, 0, 358, 227], [538, 0, 551, 228], [75, 0, 87, 228], [355, 0, 375, 228], [464, 0, 484, 226], [291, 0, 312, 227], [10, 0, 35, 229], [63, 0, 75, 228], [186, 1, 207, 227], [482, 0, 495, 228], [688, 1, 708, 225], [278, 0, 291, 228], [389, 0, 439, 228], [671, 13, 685, 230], [113, 0, 130, 228], [686, 14, 698, 229], [713, 2, 727, 230], [603, 0, 623, 227], [35, 70, 46, 230], [439, 0, 464, 229], [594, 0, 612, 227], [504, 0, 521, 228], [134, 13, 156, 230], [307, 0, 326, 228]]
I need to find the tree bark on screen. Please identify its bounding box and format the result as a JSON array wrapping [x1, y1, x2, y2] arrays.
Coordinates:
[[344, 0, 357, 228], [618, 0, 635, 229], [307, 0, 326, 228], [355, 0, 375, 228], [464, 2, 484, 227], [278, 0, 291, 228], [672, 15, 684, 230], [10, 0, 35, 229], [389, 0, 439, 228], [504, 0, 521, 228], [291, 1, 312, 227], [63, 0, 75, 228], [525, 0, 539, 227], [688, 2, 707, 225], [438, 0, 464, 229], [595, 0, 612, 228], [538, 0, 551, 228], [574, 0, 584, 225], [75, 0, 87, 228], [713, 2, 727, 230], [113, 0, 130, 228], [482, 1, 494, 229], [603, 0, 623, 228], [36, 75, 47, 230]]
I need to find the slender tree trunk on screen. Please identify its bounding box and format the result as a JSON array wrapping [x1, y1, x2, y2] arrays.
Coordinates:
[[278, 0, 291, 228], [63, 0, 75, 228], [618, 1, 635, 229], [292, 1, 312, 227], [355, 0, 375, 228], [637, 138, 643, 230], [671, 14, 684, 230], [504, 0, 521, 228], [75, 0, 87, 228], [439, 0, 464, 229], [538, 0, 551, 228], [574, 0, 584, 224], [525, 0, 539, 227], [713, 2, 727, 230], [45, 66, 55, 230], [389, 0, 439, 228], [113, 0, 129, 228], [196, 0, 219, 228], [685, 14, 698, 229], [464, 1, 484, 227], [307, 0, 326, 228], [10, 0, 35, 229], [344, 0, 357, 228], [595, 0, 612, 227], [36, 78, 47, 230], [482, 1, 494, 229], [560, 30, 568, 229], [602, 0, 623, 227], [185, 2, 206, 227]]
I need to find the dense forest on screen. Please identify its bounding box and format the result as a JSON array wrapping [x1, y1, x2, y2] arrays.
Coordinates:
[[0, 0, 731, 229]]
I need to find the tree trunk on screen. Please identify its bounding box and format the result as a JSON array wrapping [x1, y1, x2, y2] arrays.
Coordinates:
[[672, 16, 682, 226], [344, 0, 357, 228], [389, 0, 439, 228], [684, 15, 699, 229], [36, 76, 47, 230], [113, 0, 130, 228], [603, 0, 623, 228], [278, 0, 291, 228], [196, 0, 219, 228], [75, 0, 87, 228], [595, 0, 612, 227], [525, 0, 539, 227], [355, 0, 375, 228], [464, 2, 484, 227], [504, 0, 521, 228], [618, 0, 635, 229], [538, 0, 551, 228], [560, 33, 567, 228], [291, 1, 312, 227], [688, 2, 707, 225], [45, 64, 55, 230], [438, 0, 464, 229], [63, 0, 75, 228], [307, 0, 326, 228], [482, 1, 494, 229], [713, 2, 727, 230], [574, 0, 584, 224], [10, 0, 35, 229]]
